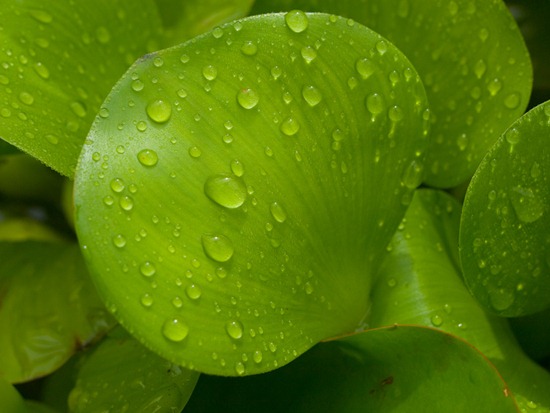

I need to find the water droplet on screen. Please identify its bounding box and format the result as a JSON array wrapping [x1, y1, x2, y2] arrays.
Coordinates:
[[241, 41, 257, 56], [212, 27, 224, 39], [487, 78, 502, 96], [226, 320, 244, 339], [510, 186, 544, 223], [375, 41, 388, 55], [397, 0, 410, 17], [234, 361, 246, 375], [230, 159, 244, 177], [188, 146, 202, 158], [33, 62, 50, 79], [268, 342, 277, 352], [186, 284, 202, 300], [113, 234, 126, 248], [70, 101, 87, 118], [304, 282, 314, 295], [204, 174, 247, 208], [30, 9, 53, 23], [271, 66, 282, 80], [505, 127, 520, 145], [301, 46, 317, 63], [387, 278, 397, 288], [302, 85, 322, 107], [140, 261, 156, 277], [253, 350, 263, 363], [430, 314, 443, 327], [388, 105, 404, 122], [19, 92, 34, 105], [237, 88, 259, 109], [531, 162, 541, 179], [402, 160, 424, 189], [202, 65, 218, 81], [162, 317, 189, 342], [285, 10, 309, 33], [366, 93, 384, 117], [457, 133, 468, 151], [489, 288, 515, 312], [202, 234, 234, 262], [504, 92, 521, 109], [132, 79, 144, 92], [141, 293, 153, 307], [172, 296, 183, 308], [45, 134, 59, 145], [146, 99, 172, 123], [270, 202, 287, 223], [95, 26, 111, 44], [119, 196, 134, 211], [356, 58, 375, 79], [474, 59, 486, 79], [280, 117, 300, 136], [137, 149, 158, 167], [110, 178, 125, 193], [448, 1, 458, 15]]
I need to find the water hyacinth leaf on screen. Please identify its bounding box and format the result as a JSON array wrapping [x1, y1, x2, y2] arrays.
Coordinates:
[[0, 0, 162, 177], [371, 189, 550, 412], [252, 0, 532, 188], [154, 0, 254, 47], [185, 326, 518, 412], [75, 12, 429, 376], [460, 101, 550, 317], [68, 327, 199, 413], [0, 242, 115, 383]]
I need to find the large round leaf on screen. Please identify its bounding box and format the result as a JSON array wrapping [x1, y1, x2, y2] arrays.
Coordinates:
[[0, 241, 115, 383], [460, 100, 550, 317], [252, 0, 532, 188], [0, 0, 162, 176], [75, 12, 429, 375], [185, 326, 519, 412]]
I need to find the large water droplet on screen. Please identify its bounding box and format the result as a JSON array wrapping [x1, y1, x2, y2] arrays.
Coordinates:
[[137, 149, 158, 167], [162, 318, 189, 342], [119, 196, 134, 211], [140, 261, 156, 277], [202, 234, 234, 262], [202, 65, 218, 81], [510, 186, 544, 223], [285, 10, 309, 33], [270, 202, 287, 223], [237, 88, 259, 109], [113, 234, 126, 248], [204, 174, 247, 208], [186, 284, 202, 300], [302, 85, 322, 107], [280, 117, 300, 136], [146, 99, 172, 123], [225, 320, 244, 340]]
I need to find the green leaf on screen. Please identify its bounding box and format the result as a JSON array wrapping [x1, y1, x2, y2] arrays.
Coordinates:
[[251, 0, 532, 188], [67, 327, 199, 413], [460, 100, 550, 317], [154, 0, 254, 46], [185, 326, 519, 412], [0, 242, 115, 383], [371, 188, 550, 412], [0, 0, 162, 177], [74, 12, 429, 375]]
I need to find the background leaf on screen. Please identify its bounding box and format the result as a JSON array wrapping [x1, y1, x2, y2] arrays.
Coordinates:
[[0, 242, 115, 383], [67, 327, 199, 413], [0, 0, 162, 176], [75, 12, 429, 376], [185, 326, 519, 412], [251, 0, 532, 188], [460, 100, 550, 317]]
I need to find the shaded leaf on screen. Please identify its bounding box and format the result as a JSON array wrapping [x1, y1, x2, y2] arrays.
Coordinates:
[[0, 0, 162, 176], [67, 327, 199, 413], [460, 100, 550, 316], [74, 12, 429, 375], [185, 326, 519, 412], [252, 0, 532, 187], [0, 242, 115, 383]]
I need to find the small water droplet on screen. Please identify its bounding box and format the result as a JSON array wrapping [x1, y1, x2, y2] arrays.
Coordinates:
[[132, 79, 144, 92], [430, 314, 443, 327], [387, 278, 397, 288], [241, 41, 258, 56], [110, 178, 125, 193], [226, 320, 244, 339], [186, 284, 202, 300], [253, 350, 263, 363], [271, 66, 282, 80], [119, 196, 134, 211], [302, 85, 322, 107], [448, 1, 458, 15], [270, 202, 287, 223], [140, 261, 156, 277], [366, 93, 384, 116], [530, 162, 541, 179], [95, 26, 111, 44], [402, 160, 424, 189], [285, 10, 309, 33], [202, 234, 234, 262], [33, 62, 50, 79], [19, 92, 34, 105], [304, 281, 314, 295], [487, 78, 502, 96], [505, 127, 520, 145], [510, 186, 544, 223], [237, 88, 259, 109], [388, 105, 404, 122], [489, 288, 515, 312], [30, 9, 53, 23], [70, 101, 87, 118], [162, 317, 189, 342], [504, 92, 521, 109], [356, 58, 375, 79], [479, 28, 489, 42], [172, 296, 183, 308], [188, 146, 202, 158], [212, 26, 224, 39], [301, 46, 317, 64], [474, 59, 486, 79], [141, 293, 153, 307], [397, 0, 410, 17], [202, 65, 218, 81], [113, 234, 126, 248], [280, 117, 300, 136], [137, 149, 158, 167], [146, 99, 172, 123], [230, 159, 244, 177], [204, 174, 247, 208], [375, 40, 388, 55]]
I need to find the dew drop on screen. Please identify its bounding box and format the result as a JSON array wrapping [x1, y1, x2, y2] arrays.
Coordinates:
[[230, 159, 244, 177], [202, 234, 235, 262], [510, 186, 544, 223], [146, 99, 172, 123], [505, 127, 520, 145], [137, 149, 158, 167], [280, 117, 300, 136], [430, 314, 443, 327], [119, 196, 134, 211], [202, 65, 218, 81], [212, 27, 224, 39], [226, 320, 244, 340], [70, 101, 87, 118], [253, 350, 263, 363], [186, 284, 202, 300], [95, 26, 111, 44], [113, 234, 126, 248], [474, 59, 486, 79], [237, 88, 259, 109], [132, 79, 144, 92], [19, 92, 34, 105], [162, 318, 189, 342], [235, 362, 246, 375], [397, 0, 410, 17], [531, 162, 541, 179], [140, 261, 156, 277], [172, 296, 183, 308], [110, 178, 125, 193], [489, 288, 515, 312], [204, 174, 247, 208], [140, 293, 153, 307], [241, 41, 258, 56], [301, 46, 317, 64], [188, 146, 202, 158], [402, 160, 424, 189], [302, 85, 322, 107], [270, 202, 287, 223], [33, 62, 50, 79], [30, 9, 53, 23], [375, 41, 388, 55], [285, 10, 309, 33], [271, 66, 282, 80], [504, 92, 521, 109], [366, 93, 384, 116], [388, 105, 404, 122], [487, 78, 502, 96], [355, 58, 375, 79]]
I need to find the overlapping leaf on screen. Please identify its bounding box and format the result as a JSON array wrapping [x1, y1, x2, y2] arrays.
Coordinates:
[[75, 12, 429, 375]]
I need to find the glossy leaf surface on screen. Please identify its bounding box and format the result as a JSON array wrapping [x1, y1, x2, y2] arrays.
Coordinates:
[[185, 326, 518, 412], [75, 12, 429, 375], [252, 0, 532, 187], [0, 0, 162, 176], [68, 327, 199, 413], [371, 189, 550, 411], [0, 242, 115, 383], [460, 101, 550, 317]]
